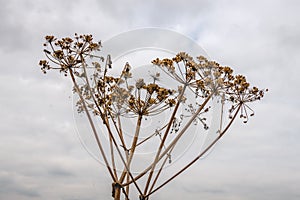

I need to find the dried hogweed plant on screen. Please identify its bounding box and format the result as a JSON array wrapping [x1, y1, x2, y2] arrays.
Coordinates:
[[39, 34, 267, 200]]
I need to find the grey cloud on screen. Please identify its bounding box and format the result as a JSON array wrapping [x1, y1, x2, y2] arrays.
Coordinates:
[[0, 2, 29, 52], [48, 167, 75, 177], [0, 173, 40, 198]]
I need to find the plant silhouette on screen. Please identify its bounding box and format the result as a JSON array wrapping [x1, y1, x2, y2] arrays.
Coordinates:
[[39, 34, 267, 200]]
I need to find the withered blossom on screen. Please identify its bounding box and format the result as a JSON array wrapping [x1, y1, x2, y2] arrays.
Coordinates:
[[39, 34, 267, 200]]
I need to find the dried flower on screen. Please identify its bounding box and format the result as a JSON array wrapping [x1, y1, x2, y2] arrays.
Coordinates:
[[39, 35, 267, 200]]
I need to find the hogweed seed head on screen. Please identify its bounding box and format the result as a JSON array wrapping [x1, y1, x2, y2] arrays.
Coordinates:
[[39, 34, 267, 200]]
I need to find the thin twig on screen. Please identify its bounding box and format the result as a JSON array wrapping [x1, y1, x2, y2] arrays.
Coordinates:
[[123, 94, 212, 187], [143, 84, 187, 195], [69, 69, 116, 181], [145, 104, 242, 198]]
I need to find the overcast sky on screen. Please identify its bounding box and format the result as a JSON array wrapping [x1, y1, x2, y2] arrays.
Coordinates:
[[0, 0, 300, 199]]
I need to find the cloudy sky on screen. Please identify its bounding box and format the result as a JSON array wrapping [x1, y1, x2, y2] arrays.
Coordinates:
[[1, 0, 300, 199]]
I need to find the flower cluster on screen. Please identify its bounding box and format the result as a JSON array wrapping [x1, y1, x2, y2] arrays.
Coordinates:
[[225, 75, 267, 123], [152, 52, 224, 96], [39, 34, 102, 75], [152, 52, 267, 123], [109, 63, 177, 117], [39, 35, 181, 120]]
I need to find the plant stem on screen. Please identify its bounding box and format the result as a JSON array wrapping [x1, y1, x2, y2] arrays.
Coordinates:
[[119, 114, 143, 183], [114, 187, 121, 200], [145, 104, 242, 198], [123, 94, 212, 187], [148, 145, 175, 194], [110, 135, 118, 179], [69, 69, 116, 181], [144, 84, 187, 195]]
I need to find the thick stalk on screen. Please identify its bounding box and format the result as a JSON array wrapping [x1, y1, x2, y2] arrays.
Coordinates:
[[104, 116, 144, 196], [113, 187, 121, 200], [119, 114, 143, 183], [125, 171, 130, 200]]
